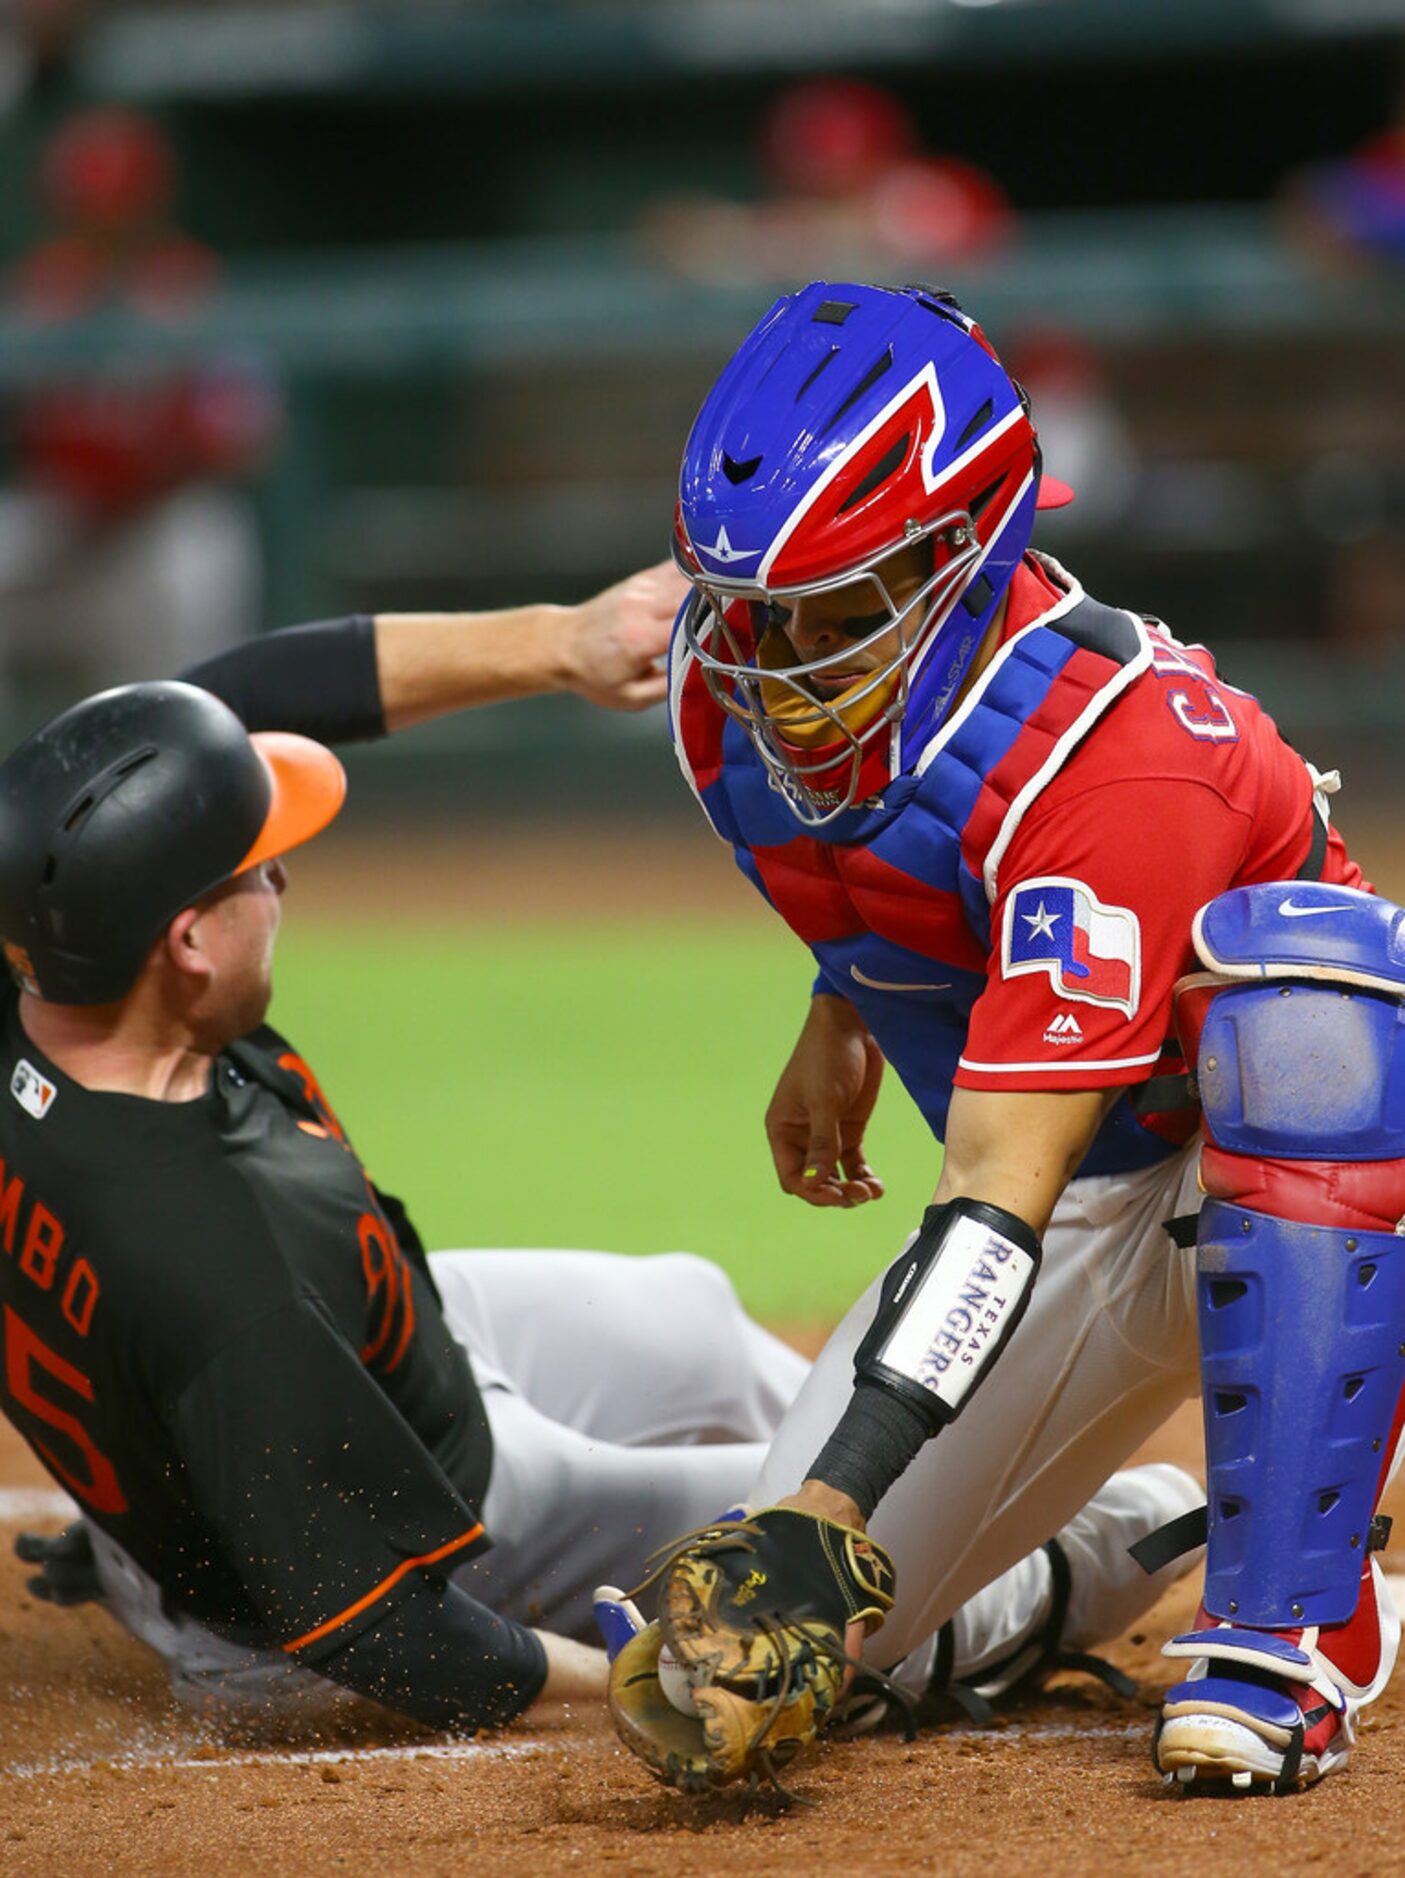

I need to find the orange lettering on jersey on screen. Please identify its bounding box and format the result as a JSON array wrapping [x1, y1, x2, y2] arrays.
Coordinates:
[[61, 1259, 98, 1338], [0, 1157, 24, 1255], [3, 1305, 126, 1514], [19, 1203, 63, 1290], [358, 1210, 397, 1362], [357, 1204, 416, 1376], [276, 1053, 348, 1144]]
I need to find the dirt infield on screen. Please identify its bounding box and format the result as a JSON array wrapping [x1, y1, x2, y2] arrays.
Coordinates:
[[7, 814, 1405, 1875], [6, 1399, 1405, 1877]]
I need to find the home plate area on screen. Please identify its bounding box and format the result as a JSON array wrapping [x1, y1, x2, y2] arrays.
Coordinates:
[[4, 1405, 1405, 1874]]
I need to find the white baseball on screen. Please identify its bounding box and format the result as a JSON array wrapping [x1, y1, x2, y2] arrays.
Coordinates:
[[658, 1641, 699, 1717]]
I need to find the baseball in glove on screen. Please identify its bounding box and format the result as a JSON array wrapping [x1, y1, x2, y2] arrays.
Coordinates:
[[607, 1507, 895, 1793]]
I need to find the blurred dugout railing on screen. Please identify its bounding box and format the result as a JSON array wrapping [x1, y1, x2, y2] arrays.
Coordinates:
[[1, 0, 1403, 813], [67, 0, 1405, 98]]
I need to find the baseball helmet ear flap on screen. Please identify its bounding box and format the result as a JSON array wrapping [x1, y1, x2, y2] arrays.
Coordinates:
[[0, 681, 345, 1005]]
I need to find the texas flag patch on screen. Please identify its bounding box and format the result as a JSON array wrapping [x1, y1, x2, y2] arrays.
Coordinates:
[[1002, 876, 1141, 1017]]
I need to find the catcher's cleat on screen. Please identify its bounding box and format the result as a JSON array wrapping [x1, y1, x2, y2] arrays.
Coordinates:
[[1155, 1628, 1352, 1794]]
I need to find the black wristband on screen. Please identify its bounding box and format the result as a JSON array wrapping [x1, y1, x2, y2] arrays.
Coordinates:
[[179, 616, 385, 743], [808, 1381, 932, 1523], [314, 1573, 548, 1733]]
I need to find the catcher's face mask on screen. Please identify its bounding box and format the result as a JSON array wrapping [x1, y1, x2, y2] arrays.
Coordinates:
[[679, 523, 980, 827]]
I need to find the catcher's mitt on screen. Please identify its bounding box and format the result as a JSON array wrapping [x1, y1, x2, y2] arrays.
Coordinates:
[[607, 1507, 895, 1793]]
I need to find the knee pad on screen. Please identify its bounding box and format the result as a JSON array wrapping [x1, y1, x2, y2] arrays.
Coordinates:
[[1179, 883, 1405, 1628]]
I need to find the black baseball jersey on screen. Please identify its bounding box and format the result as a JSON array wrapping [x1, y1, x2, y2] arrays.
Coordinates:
[[0, 984, 494, 1666]]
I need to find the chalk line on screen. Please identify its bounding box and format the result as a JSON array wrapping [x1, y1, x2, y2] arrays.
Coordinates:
[[1, 1719, 1149, 1784], [0, 1487, 77, 1523], [1, 1737, 540, 1781]]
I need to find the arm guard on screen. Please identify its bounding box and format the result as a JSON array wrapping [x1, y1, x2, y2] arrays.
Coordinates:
[[856, 1196, 1042, 1433], [810, 1197, 1041, 1517]]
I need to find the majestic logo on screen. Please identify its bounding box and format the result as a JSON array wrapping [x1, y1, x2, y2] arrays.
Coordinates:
[[10, 1058, 56, 1121], [1277, 897, 1356, 919], [1043, 1012, 1083, 1045], [1004, 877, 1141, 1016], [698, 524, 761, 567]]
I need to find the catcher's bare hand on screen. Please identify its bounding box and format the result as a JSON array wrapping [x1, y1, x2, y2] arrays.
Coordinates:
[[607, 1507, 895, 1793], [766, 993, 885, 1207], [564, 560, 688, 712]]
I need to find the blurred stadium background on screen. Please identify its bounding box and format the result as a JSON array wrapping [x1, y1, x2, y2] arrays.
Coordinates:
[[1, 0, 1403, 1317]]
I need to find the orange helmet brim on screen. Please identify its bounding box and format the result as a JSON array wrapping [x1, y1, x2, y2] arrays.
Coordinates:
[[236, 731, 347, 875]]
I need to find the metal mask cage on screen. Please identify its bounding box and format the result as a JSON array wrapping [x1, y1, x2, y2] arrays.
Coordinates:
[[680, 510, 984, 827]]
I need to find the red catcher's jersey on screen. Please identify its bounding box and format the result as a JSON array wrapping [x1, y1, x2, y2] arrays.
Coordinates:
[[956, 627, 1365, 1093]]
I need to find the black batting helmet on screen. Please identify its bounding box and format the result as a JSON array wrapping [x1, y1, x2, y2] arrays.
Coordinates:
[[0, 681, 345, 1005]]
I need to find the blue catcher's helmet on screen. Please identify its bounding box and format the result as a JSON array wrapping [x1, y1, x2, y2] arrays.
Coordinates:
[[674, 282, 1072, 826]]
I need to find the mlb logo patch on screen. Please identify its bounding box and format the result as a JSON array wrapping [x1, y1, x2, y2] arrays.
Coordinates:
[[10, 1057, 56, 1121], [1003, 876, 1140, 1017]]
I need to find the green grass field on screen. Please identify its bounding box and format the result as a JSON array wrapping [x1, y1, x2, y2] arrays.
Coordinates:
[[270, 917, 942, 1323]]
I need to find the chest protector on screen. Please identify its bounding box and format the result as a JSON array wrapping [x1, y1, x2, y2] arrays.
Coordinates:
[[671, 569, 1161, 1170]]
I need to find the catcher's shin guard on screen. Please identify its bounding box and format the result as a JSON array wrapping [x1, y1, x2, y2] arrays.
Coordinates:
[[1160, 882, 1405, 1790]]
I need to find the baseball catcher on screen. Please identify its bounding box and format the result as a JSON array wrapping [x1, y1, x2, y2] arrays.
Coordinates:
[[608, 279, 1402, 1797]]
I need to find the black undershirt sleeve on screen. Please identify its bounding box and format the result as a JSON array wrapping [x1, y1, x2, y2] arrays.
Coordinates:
[[314, 1574, 548, 1732], [179, 616, 386, 743]]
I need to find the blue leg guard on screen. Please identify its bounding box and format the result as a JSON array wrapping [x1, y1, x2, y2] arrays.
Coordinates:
[[1187, 883, 1405, 1628], [1155, 882, 1405, 1790], [1196, 1198, 1405, 1628]]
